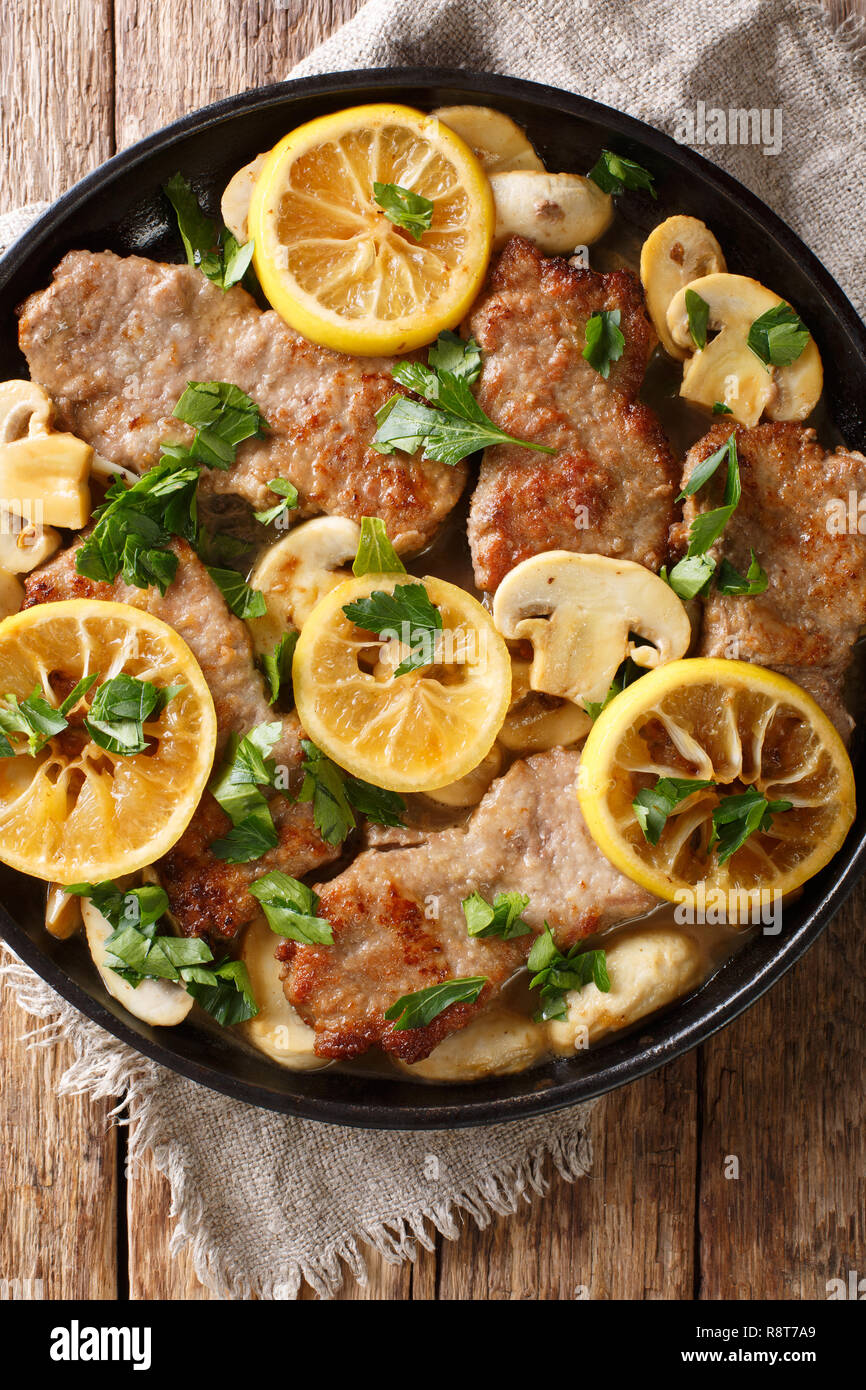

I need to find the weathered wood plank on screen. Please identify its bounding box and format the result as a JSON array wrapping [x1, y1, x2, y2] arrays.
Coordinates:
[[698, 883, 866, 1299], [0, 974, 118, 1299], [113, 0, 363, 150], [0, 0, 114, 210], [433, 1056, 698, 1299], [0, 0, 118, 1304]]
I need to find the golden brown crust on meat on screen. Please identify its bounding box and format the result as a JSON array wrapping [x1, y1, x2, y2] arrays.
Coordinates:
[[19, 250, 466, 551], [157, 793, 334, 939], [673, 422, 866, 733], [278, 880, 499, 1063], [466, 237, 678, 591]]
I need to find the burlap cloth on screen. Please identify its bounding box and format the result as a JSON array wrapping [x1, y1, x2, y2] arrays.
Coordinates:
[[2, 0, 864, 1299]]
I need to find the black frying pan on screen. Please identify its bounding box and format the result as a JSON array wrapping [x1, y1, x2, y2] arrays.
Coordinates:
[[1, 69, 864, 1129]]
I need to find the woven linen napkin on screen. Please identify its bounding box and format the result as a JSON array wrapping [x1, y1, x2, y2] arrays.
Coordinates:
[[3, 0, 865, 1300]]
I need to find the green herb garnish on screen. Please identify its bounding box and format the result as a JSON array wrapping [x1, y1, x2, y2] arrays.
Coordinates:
[[685, 288, 710, 350], [462, 890, 531, 940], [372, 181, 434, 241], [342, 580, 442, 677], [665, 434, 742, 600], [254, 478, 299, 526], [65, 880, 257, 1023], [587, 150, 656, 198], [75, 453, 200, 594], [384, 976, 488, 1029], [747, 303, 810, 368], [206, 566, 267, 619], [352, 516, 407, 577], [163, 173, 255, 291], [295, 739, 405, 845], [208, 723, 281, 863], [716, 550, 768, 597], [710, 788, 793, 864], [249, 869, 334, 946], [259, 630, 298, 705], [172, 381, 267, 471], [84, 675, 182, 756], [372, 332, 556, 467], [527, 926, 610, 1022], [583, 309, 625, 379], [633, 776, 715, 846]]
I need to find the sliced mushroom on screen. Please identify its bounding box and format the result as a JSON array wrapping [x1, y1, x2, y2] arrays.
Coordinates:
[[247, 516, 361, 654], [239, 915, 328, 1070], [639, 215, 726, 359], [492, 551, 691, 708], [0, 566, 24, 620], [0, 379, 93, 528], [547, 927, 704, 1051], [497, 657, 591, 752], [45, 883, 83, 940], [397, 1006, 547, 1081], [432, 106, 544, 173], [0, 509, 61, 574], [82, 897, 194, 1027], [667, 273, 823, 426], [425, 744, 503, 807], [221, 153, 268, 244], [490, 171, 613, 253]]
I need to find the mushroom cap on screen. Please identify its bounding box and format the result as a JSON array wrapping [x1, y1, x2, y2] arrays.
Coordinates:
[[431, 106, 544, 174], [492, 550, 691, 707], [639, 215, 726, 360], [247, 515, 361, 654], [667, 272, 823, 426], [489, 171, 613, 253]]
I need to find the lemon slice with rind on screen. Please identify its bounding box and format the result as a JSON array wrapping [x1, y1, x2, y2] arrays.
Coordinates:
[[0, 600, 217, 883], [578, 658, 855, 912], [248, 103, 494, 355], [293, 574, 511, 792]]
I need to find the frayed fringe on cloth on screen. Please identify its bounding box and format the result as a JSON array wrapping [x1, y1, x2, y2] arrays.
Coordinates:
[[1, 948, 595, 1299]]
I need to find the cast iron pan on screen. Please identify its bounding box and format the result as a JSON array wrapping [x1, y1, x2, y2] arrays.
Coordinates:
[[1, 69, 864, 1129]]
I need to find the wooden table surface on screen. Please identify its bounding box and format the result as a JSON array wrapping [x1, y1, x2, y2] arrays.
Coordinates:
[[2, 0, 865, 1302]]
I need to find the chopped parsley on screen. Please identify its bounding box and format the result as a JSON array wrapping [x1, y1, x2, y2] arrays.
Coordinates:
[[0, 674, 178, 759], [527, 926, 610, 1023], [685, 288, 710, 350], [384, 976, 488, 1030], [208, 723, 282, 863], [249, 869, 334, 946], [342, 580, 442, 677], [372, 331, 556, 467], [462, 890, 531, 940], [172, 381, 268, 471], [206, 566, 267, 619], [632, 776, 715, 846], [716, 549, 768, 597], [295, 739, 405, 846], [259, 630, 298, 705], [664, 434, 745, 600], [66, 880, 257, 1023], [75, 453, 200, 594], [372, 181, 434, 240], [747, 303, 810, 368], [254, 478, 299, 526], [587, 150, 656, 198], [352, 516, 407, 577], [710, 787, 793, 864], [164, 173, 255, 291], [583, 309, 625, 379]]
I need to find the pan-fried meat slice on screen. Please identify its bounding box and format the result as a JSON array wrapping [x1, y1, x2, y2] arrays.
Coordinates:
[[672, 422, 866, 735], [466, 237, 679, 591], [23, 541, 338, 935], [18, 250, 466, 552], [278, 747, 655, 1063]]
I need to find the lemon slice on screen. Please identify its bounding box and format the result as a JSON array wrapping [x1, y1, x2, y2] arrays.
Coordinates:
[[578, 659, 855, 910], [293, 574, 511, 792], [0, 600, 217, 883], [248, 103, 495, 355]]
